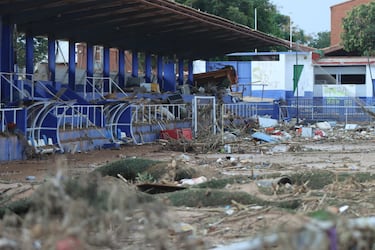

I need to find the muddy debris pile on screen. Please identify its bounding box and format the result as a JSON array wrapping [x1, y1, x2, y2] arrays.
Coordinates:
[[1, 155, 375, 249], [2, 119, 375, 249]]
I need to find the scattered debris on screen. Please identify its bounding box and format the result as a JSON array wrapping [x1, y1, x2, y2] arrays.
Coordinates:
[[345, 123, 359, 130], [316, 121, 332, 130], [136, 183, 187, 194], [258, 117, 278, 128], [3, 119, 375, 249], [251, 132, 278, 143], [179, 176, 208, 186], [25, 176, 36, 181], [300, 127, 313, 138]]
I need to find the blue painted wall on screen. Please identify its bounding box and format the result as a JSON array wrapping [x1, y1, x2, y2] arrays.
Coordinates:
[[2, 108, 27, 135], [252, 90, 286, 100], [206, 61, 252, 96], [0, 136, 24, 161], [237, 62, 252, 96]]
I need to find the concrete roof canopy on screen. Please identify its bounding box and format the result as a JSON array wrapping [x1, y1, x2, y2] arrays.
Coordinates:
[[0, 0, 289, 59]]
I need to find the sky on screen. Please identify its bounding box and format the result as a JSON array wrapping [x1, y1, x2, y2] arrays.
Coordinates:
[[270, 0, 345, 35]]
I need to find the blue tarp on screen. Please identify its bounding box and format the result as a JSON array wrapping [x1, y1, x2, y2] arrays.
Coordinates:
[[251, 132, 278, 143]]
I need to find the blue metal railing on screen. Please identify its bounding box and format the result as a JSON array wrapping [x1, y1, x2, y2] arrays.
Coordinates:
[[0, 72, 34, 103], [84, 76, 127, 100], [0, 107, 24, 133], [222, 103, 270, 118], [282, 104, 375, 123], [131, 104, 187, 124], [54, 104, 104, 130], [284, 97, 375, 123], [105, 103, 188, 144]]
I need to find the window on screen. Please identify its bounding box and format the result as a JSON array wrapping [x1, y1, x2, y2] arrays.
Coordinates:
[[314, 66, 366, 85], [340, 74, 365, 84], [315, 74, 336, 84]]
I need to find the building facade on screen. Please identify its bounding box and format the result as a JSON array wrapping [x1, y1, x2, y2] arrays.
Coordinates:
[[330, 0, 372, 46], [206, 52, 375, 101]]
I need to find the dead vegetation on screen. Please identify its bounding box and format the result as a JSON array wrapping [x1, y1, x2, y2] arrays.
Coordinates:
[[3, 121, 375, 249], [0, 173, 203, 250]]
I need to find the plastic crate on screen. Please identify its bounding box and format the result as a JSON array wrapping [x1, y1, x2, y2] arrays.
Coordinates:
[[160, 128, 192, 140]]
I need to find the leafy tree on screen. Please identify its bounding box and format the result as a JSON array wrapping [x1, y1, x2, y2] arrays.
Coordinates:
[[175, 0, 314, 48], [15, 33, 48, 70], [308, 31, 330, 49], [292, 27, 309, 45], [341, 2, 375, 56], [176, 0, 289, 38], [226, 5, 248, 25]]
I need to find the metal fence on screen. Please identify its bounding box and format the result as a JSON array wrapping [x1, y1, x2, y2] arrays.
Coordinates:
[[192, 96, 217, 137], [0, 107, 24, 133], [0, 72, 34, 103], [54, 104, 105, 130], [220, 99, 375, 124], [284, 97, 375, 123], [84, 76, 127, 100], [283, 105, 375, 123], [222, 103, 274, 119], [131, 104, 188, 125]]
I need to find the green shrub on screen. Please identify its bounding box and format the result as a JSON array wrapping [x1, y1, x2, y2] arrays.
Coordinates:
[[195, 176, 249, 189], [0, 198, 32, 218], [161, 189, 267, 207], [93, 158, 160, 180]]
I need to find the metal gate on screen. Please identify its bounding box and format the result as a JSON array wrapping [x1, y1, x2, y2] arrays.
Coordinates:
[[192, 96, 216, 138]]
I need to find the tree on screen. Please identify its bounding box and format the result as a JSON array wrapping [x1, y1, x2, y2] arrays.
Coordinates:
[[175, 0, 289, 38], [175, 0, 313, 48], [292, 27, 309, 45], [308, 31, 330, 49], [15, 33, 48, 71], [341, 2, 375, 56]]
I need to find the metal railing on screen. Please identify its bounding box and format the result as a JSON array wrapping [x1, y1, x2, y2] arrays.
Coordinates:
[[84, 76, 127, 100], [34, 80, 58, 100], [192, 96, 217, 137], [54, 104, 104, 130], [0, 107, 24, 133], [283, 104, 375, 123], [222, 103, 263, 119], [131, 104, 187, 125], [25, 101, 107, 154], [0, 72, 33, 102]]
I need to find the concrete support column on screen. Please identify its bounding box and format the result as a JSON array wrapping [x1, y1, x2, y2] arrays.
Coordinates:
[[48, 37, 56, 83], [145, 53, 152, 83], [68, 40, 76, 90], [25, 33, 34, 81], [131, 50, 138, 77], [118, 49, 125, 88]]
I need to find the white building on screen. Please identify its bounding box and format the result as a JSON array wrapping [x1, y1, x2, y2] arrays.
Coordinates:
[[205, 51, 375, 101]]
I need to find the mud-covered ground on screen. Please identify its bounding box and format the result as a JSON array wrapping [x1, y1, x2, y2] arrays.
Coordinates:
[[1, 126, 375, 249]]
